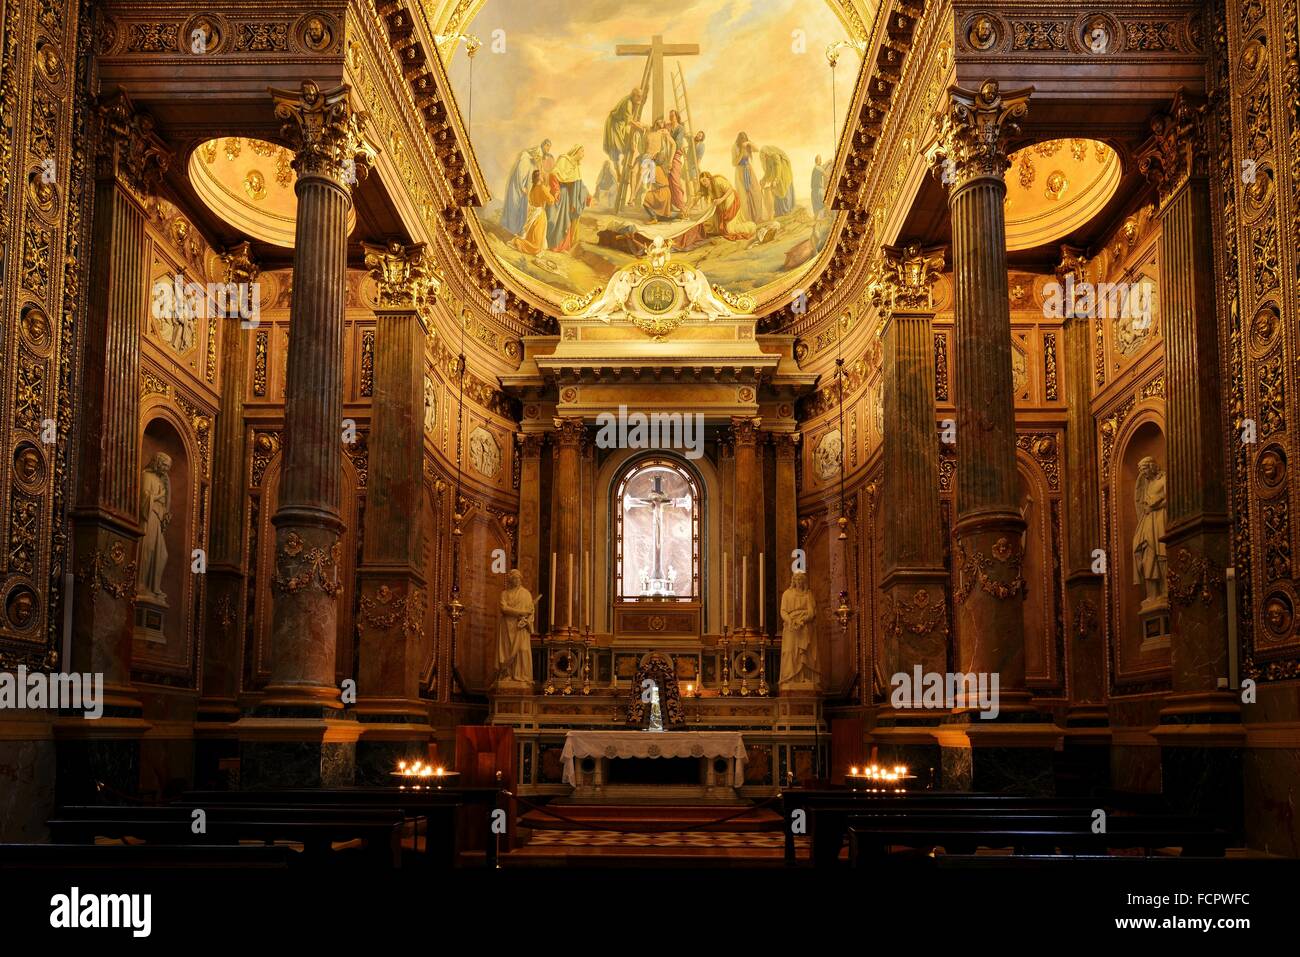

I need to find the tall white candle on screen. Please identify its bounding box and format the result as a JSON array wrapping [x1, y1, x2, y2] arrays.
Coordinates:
[[550, 552, 557, 633], [568, 552, 574, 629], [742, 555, 748, 631]]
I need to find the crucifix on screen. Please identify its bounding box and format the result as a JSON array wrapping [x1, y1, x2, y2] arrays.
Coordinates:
[[624, 474, 691, 594], [614, 34, 699, 124]]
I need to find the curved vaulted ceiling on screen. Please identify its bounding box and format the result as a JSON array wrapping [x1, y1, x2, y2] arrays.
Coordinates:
[[424, 0, 880, 315]]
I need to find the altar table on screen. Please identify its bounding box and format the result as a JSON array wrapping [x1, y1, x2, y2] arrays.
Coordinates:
[[561, 731, 748, 788]]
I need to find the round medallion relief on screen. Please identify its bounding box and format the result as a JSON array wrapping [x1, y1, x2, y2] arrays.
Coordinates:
[[1262, 592, 1294, 641], [1256, 444, 1286, 495]]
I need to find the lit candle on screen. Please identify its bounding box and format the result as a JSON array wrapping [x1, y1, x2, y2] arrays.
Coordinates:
[[550, 552, 557, 632], [759, 552, 765, 631], [742, 555, 748, 631], [568, 552, 574, 629]]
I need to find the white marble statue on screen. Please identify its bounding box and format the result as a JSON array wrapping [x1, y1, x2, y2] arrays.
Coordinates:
[[577, 270, 634, 322], [1132, 455, 1168, 607], [779, 572, 820, 692], [137, 452, 173, 604], [495, 568, 535, 688]]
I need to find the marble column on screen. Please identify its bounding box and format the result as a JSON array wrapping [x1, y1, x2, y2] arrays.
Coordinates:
[[730, 416, 763, 635], [1138, 92, 1241, 823], [932, 80, 1054, 793], [515, 433, 545, 601], [195, 243, 257, 788], [354, 241, 438, 783], [550, 417, 584, 636], [772, 432, 801, 627], [877, 244, 950, 682], [932, 80, 1034, 717], [240, 81, 372, 788], [1056, 245, 1107, 725], [61, 91, 169, 801]]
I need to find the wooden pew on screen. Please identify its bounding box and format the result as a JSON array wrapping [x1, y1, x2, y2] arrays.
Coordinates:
[[0, 843, 294, 869], [49, 805, 406, 868], [781, 789, 1104, 866], [847, 813, 1229, 864], [179, 787, 502, 867]]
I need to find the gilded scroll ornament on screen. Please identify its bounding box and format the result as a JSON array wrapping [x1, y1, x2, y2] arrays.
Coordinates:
[[363, 240, 441, 310], [1136, 90, 1208, 209], [874, 243, 945, 316], [880, 588, 949, 640]]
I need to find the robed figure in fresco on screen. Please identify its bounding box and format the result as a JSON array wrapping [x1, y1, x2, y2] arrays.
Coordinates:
[[604, 88, 646, 170], [510, 170, 554, 256], [546, 146, 592, 253], [779, 572, 820, 692], [760, 145, 796, 217], [496, 568, 535, 688], [501, 140, 551, 235]]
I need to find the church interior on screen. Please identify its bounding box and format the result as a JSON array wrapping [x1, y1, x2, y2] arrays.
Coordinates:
[[0, 0, 1297, 925]]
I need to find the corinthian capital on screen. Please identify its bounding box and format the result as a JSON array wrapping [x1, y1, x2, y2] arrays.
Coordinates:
[[1136, 90, 1208, 209], [95, 90, 173, 196], [270, 80, 376, 189], [930, 80, 1032, 188], [220, 242, 260, 286], [874, 243, 946, 316], [363, 241, 441, 310]]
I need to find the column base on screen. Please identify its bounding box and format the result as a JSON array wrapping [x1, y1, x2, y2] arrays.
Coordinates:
[[236, 715, 363, 789], [936, 718, 1062, 794], [354, 699, 434, 785], [193, 718, 241, 791]]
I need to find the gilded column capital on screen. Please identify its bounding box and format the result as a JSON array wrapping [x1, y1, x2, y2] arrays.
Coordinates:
[[270, 80, 375, 190], [772, 431, 802, 459], [873, 243, 946, 317], [930, 80, 1031, 188], [95, 90, 172, 197], [363, 240, 441, 311], [1054, 243, 1090, 324], [552, 416, 585, 448], [515, 432, 545, 458], [729, 416, 762, 447], [220, 241, 260, 286], [1136, 90, 1209, 210]]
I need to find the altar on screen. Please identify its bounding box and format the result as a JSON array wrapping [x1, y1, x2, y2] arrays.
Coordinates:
[[560, 730, 748, 801]]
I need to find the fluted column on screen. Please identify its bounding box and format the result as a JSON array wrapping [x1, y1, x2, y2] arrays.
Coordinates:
[[198, 244, 258, 727], [353, 242, 437, 780], [772, 433, 801, 634], [730, 416, 763, 635], [1138, 93, 1236, 718], [550, 417, 584, 635], [877, 244, 950, 681], [516, 433, 545, 600], [263, 81, 373, 711], [1057, 245, 1107, 723], [931, 80, 1034, 717], [70, 92, 170, 713], [62, 91, 170, 799]]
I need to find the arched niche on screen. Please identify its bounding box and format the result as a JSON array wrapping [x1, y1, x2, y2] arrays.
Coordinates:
[[1112, 412, 1170, 675], [801, 514, 850, 695], [249, 453, 360, 689], [593, 446, 723, 635], [134, 411, 196, 671]]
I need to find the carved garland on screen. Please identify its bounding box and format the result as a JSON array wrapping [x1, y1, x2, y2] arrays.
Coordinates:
[[357, 584, 426, 640], [271, 531, 343, 598], [879, 588, 949, 639], [1166, 546, 1225, 607], [75, 541, 137, 599], [954, 536, 1026, 604]]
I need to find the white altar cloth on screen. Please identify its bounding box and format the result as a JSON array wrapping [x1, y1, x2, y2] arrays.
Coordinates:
[[561, 730, 748, 787]]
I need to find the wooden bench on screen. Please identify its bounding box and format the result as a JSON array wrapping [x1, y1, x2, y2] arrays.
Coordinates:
[[0, 843, 294, 869], [847, 813, 1229, 864], [781, 790, 1105, 866], [49, 805, 406, 868], [179, 787, 503, 867]]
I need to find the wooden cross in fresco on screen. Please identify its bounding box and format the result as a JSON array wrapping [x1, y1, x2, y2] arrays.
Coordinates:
[[615, 34, 700, 123]]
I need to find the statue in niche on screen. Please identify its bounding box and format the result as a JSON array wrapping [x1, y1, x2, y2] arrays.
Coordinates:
[[137, 452, 173, 605], [779, 572, 820, 692], [495, 568, 535, 689], [1132, 455, 1167, 607], [424, 375, 437, 434]]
